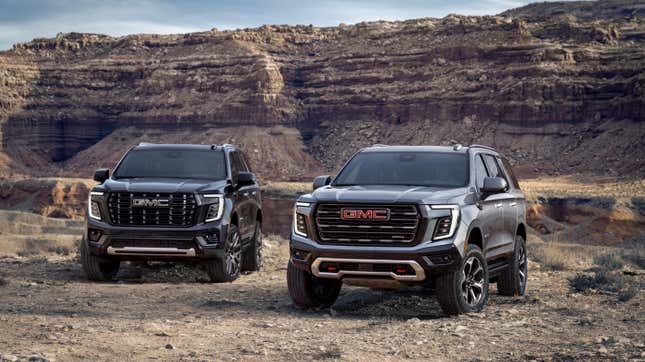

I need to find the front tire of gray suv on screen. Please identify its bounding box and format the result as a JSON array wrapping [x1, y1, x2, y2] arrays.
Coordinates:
[[435, 245, 489, 315], [80, 237, 120, 281], [497, 235, 527, 296], [205, 224, 242, 283], [287, 260, 342, 308], [241, 222, 262, 272]]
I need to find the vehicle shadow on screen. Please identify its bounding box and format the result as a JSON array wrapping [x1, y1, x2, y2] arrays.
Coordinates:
[[2, 256, 448, 321]]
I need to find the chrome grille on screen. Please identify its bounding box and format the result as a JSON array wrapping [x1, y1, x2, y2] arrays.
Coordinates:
[[107, 192, 196, 227], [315, 203, 420, 245]]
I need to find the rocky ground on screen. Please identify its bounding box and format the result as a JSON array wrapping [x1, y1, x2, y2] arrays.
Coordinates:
[[0, 235, 642, 361]]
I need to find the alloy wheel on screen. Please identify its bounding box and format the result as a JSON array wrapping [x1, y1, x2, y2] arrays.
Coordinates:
[[255, 226, 263, 267], [461, 256, 485, 306], [518, 244, 527, 290], [225, 231, 241, 276]]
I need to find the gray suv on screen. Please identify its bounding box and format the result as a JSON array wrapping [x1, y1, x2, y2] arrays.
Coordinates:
[[287, 144, 527, 315]]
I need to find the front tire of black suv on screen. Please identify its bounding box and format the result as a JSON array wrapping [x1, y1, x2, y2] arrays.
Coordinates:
[[205, 224, 242, 283], [497, 234, 527, 296], [287, 260, 342, 308], [241, 222, 262, 272], [435, 245, 489, 315], [80, 237, 120, 281]]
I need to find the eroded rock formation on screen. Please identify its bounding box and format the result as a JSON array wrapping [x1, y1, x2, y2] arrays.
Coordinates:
[[0, 0, 643, 180]]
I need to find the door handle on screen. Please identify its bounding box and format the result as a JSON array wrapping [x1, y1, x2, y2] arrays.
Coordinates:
[[495, 203, 503, 208], [509, 202, 517, 207]]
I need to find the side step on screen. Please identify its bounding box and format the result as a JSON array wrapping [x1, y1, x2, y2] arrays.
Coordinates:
[[488, 260, 510, 276]]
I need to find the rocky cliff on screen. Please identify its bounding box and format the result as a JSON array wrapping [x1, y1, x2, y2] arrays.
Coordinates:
[[0, 0, 643, 180]]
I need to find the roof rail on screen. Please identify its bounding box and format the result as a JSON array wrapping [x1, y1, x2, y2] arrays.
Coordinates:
[[221, 143, 235, 149], [371, 144, 389, 148], [469, 144, 497, 152], [138, 142, 153, 146]]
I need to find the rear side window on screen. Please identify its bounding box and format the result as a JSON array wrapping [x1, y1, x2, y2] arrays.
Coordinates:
[[500, 157, 521, 190]]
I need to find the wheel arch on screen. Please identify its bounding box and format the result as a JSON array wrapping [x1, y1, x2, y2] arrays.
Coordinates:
[[516, 223, 526, 240], [466, 224, 484, 251]]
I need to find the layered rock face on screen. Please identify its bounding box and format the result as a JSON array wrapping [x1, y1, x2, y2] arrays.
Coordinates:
[[0, 0, 643, 179]]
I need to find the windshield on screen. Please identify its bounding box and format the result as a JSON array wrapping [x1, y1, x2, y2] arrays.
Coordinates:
[[113, 149, 227, 180], [333, 151, 468, 188]]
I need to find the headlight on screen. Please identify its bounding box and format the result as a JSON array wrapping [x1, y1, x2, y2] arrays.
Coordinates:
[[293, 202, 310, 237], [88, 191, 103, 220], [430, 205, 460, 240], [204, 194, 224, 222]]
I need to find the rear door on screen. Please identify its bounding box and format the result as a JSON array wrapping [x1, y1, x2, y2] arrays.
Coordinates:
[[499, 157, 524, 240]]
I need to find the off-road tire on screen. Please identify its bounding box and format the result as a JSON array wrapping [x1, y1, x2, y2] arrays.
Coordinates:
[[205, 224, 242, 283], [435, 245, 489, 315], [80, 238, 120, 281], [498, 235, 527, 296], [241, 222, 262, 272], [287, 260, 342, 308]]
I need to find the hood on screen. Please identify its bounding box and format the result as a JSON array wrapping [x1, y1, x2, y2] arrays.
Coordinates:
[[98, 178, 229, 194], [308, 184, 471, 204]]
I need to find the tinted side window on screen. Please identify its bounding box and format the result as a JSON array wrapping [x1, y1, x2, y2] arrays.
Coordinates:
[[230, 152, 241, 178], [500, 157, 520, 190], [239, 152, 251, 172], [474, 154, 489, 190]]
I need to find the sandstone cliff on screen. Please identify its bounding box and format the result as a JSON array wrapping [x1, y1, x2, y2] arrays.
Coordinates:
[[0, 0, 643, 180]]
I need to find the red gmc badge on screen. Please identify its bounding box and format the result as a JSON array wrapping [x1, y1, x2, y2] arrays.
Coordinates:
[[341, 208, 390, 221]]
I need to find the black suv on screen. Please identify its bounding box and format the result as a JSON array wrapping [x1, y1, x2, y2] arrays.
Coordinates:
[[81, 143, 263, 283], [287, 144, 527, 315]]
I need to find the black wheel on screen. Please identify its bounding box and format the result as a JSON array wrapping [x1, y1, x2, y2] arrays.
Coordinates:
[[241, 222, 262, 272], [498, 235, 527, 296], [435, 245, 489, 315], [80, 237, 120, 281], [287, 260, 341, 308], [205, 224, 242, 283]]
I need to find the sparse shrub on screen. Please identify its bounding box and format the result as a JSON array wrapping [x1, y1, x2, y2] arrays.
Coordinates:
[[47, 245, 71, 256], [618, 287, 638, 302], [0, 276, 8, 286], [593, 270, 624, 292], [620, 250, 645, 269], [529, 242, 574, 270], [17, 249, 39, 257], [570, 273, 596, 292], [593, 253, 624, 271]]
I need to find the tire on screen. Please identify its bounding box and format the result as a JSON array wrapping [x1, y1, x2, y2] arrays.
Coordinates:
[[205, 224, 242, 283], [287, 260, 342, 308], [241, 222, 262, 272], [497, 235, 528, 296], [435, 245, 489, 315], [80, 238, 120, 281]]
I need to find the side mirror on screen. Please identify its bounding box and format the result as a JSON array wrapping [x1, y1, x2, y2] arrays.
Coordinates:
[[236, 172, 256, 187], [481, 177, 507, 194], [94, 168, 109, 183], [313, 175, 332, 190]]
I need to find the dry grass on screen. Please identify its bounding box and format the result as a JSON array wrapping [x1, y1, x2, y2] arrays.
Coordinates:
[[528, 242, 591, 270], [520, 176, 645, 202], [262, 181, 310, 197]]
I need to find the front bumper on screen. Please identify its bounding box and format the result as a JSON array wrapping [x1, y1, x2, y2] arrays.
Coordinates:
[[290, 234, 463, 283], [85, 217, 230, 261]]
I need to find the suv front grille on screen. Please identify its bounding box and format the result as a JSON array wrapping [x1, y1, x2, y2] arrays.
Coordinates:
[[315, 203, 420, 245], [107, 192, 197, 227]]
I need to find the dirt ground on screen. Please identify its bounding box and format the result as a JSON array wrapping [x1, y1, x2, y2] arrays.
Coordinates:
[[0, 236, 643, 362]]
